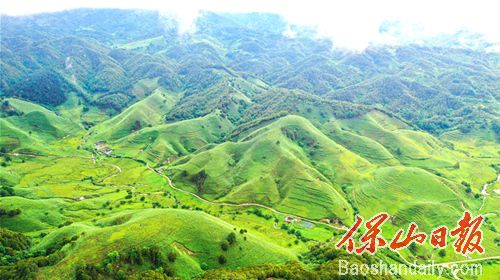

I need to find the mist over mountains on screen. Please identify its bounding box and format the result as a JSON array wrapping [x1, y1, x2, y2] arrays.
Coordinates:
[[2, 9, 499, 135], [0, 8, 499, 280]]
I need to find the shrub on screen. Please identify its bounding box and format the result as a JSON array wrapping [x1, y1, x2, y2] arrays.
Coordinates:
[[220, 241, 229, 251], [218, 255, 227, 265], [226, 232, 236, 245], [167, 252, 177, 262]]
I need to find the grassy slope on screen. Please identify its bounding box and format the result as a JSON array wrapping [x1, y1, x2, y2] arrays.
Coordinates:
[[37, 209, 296, 279], [0, 196, 71, 232], [1, 100, 498, 278], [89, 88, 176, 142], [330, 111, 498, 191], [321, 120, 399, 166], [336, 111, 456, 165], [0, 98, 81, 153], [11, 157, 116, 199], [169, 111, 497, 241], [112, 112, 233, 164], [171, 115, 368, 222], [352, 166, 464, 230]]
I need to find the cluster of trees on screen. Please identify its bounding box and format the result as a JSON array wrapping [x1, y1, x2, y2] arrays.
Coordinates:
[[279, 224, 308, 243], [0, 186, 15, 197], [200, 243, 394, 279], [1, 147, 12, 167], [240, 90, 368, 127], [75, 245, 177, 280], [94, 93, 130, 112], [0, 229, 30, 258], [0, 208, 21, 218], [220, 232, 237, 252], [0, 101, 22, 117], [0, 228, 65, 279], [281, 126, 319, 153], [190, 170, 208, 194], [230, 111, 287, 140], [45, 236, 77, 255], [165, 82, 248, 123], [218, 232, 238, 265], [7, 70, 72, 106], [461, 181, 472, 194], [0, 253, 62, 280], [248, 209, 273, 220]]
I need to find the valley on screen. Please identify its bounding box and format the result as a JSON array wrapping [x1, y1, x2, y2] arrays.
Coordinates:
[[0, 8, 499, 280]]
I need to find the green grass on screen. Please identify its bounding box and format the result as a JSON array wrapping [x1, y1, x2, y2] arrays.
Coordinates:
[[441, 128, 499, 158], [112, 112, 233, 164], [171, 115, 361, 222], [322, 119, 399, 166], [131, 78, 160, 99], [37, 209, 296, 279], [0, 98, 81, 153], [337, 111, 460, 167], [1, 101, 498, 279], [89, 88, 177, 142], [352, 166, 465, 230], [10, 157, 117, 198], [0, 196, 71, 232]]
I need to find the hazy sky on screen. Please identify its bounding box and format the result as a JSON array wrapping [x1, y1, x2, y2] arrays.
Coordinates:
[[2, 0, 499, 50]]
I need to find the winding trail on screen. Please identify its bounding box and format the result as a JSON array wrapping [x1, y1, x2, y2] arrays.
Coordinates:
[[147, 163, 500, 268], [5, 151, 499, 268], [101, 163, 122, 182], [145, 163, 349, 231], [479, 174, 500, 212], [481, 174, 500, 196], [5, 152, 91, 160]]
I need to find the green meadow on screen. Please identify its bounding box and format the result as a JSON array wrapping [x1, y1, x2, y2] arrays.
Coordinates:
[[1, 8, 499, 280]]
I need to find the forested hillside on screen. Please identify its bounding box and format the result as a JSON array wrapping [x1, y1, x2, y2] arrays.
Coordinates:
[[0, 9, 499, 280]]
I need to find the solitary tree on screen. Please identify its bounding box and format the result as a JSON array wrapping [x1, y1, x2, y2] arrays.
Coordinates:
[[132, 120, 142, 131], [167, 252, 177, 262], [438, 250, 446, 257], [218, 255, 227, 265], [227, 232, 236, 245], [220, 240, 229, 251]]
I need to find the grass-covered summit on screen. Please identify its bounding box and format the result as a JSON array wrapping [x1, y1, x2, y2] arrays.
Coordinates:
[[0, 8, 499, 280]]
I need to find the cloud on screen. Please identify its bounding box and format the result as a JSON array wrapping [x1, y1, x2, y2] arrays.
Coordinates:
[[2, 0, 499, 50]]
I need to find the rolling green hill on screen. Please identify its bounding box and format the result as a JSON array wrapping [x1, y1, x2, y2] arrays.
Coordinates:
[[170, 115, 372, 222], [36, 209, 296, 279], [89, 89, 177, 142], [0, 98, 81, 153], [1, 8, 499, 280], [112, 112, 233, 164]]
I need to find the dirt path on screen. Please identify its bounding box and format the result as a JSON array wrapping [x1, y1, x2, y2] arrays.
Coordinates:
[[173, 241, 206, 255], [481, 183, 490, 196], [148, 164, 500, 267], [479, 174, 500, 211], [6, 152, 91, 160], [460, 201, 467, 211], [481, 174, 499, 196], [101, 163, 122, 182], [146, 163, 349, 231], [6, 152, 499, 267]]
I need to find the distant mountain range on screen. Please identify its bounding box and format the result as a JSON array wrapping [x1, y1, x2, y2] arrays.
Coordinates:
[[0, 9, 499, 280]]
